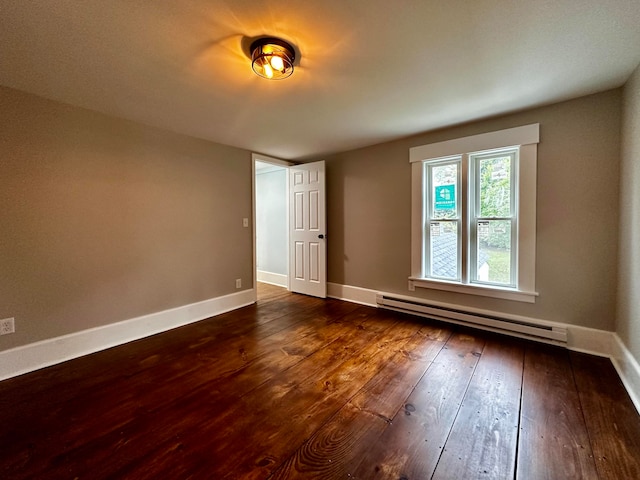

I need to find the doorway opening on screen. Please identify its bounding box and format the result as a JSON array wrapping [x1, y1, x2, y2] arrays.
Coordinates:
[[252, 154, 327, 302], [253, 154, 291, 301]]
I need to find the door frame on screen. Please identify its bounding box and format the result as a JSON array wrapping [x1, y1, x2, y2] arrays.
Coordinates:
[[251, 153, 294, 301]]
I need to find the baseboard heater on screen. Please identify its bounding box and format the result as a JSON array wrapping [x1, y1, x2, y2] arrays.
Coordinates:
[[376, 294, 567, 344]]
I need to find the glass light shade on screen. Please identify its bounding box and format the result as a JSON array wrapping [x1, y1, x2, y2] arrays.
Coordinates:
[[250, 37, 295, 80]]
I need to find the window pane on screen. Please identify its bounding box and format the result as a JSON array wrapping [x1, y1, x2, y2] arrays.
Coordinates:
[[479, 155, 511, 218], [477, 220, 511, 285], [431, 163, 457, 220], [430, 221, 458, 279]]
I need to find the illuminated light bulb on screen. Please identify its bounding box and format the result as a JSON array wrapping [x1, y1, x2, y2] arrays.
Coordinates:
[[270, 54, 285, 71], [263, 62, 274, 79]]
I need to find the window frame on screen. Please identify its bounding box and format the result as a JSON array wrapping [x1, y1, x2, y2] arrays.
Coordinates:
[[409, 124, 539, 303]]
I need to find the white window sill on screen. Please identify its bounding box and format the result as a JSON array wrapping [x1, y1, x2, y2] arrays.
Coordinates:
[[408, 277, 538, 303]]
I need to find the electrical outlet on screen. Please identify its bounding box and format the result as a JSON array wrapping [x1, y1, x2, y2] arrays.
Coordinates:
[[235, 278, 242, 289], [1, 317, 15, 335]]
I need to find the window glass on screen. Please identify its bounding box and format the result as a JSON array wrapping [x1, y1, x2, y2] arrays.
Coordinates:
[[477, 220, 512, 285], [478, 155, 512, 218], [430, 221, 458, 280], [431, 163, 458, 220]]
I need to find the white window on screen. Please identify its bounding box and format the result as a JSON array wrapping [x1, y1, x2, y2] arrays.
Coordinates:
[[410, 124, 539, 303]]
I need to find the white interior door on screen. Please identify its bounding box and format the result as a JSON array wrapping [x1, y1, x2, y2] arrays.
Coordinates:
[[289, 161, 326, 298]]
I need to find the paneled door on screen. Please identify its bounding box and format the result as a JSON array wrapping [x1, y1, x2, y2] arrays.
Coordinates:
[[289, 161, 326, 298]]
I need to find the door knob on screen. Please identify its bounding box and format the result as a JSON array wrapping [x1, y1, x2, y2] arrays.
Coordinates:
[[318, 234, 325, 239]]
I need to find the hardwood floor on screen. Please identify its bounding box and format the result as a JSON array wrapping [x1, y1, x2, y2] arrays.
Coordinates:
[[1, 283, 639, 479]]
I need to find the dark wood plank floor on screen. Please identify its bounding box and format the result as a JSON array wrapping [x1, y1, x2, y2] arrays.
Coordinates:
[[1, 283, 639, 479]]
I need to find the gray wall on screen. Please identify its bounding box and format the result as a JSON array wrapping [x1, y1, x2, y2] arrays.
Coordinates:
[[619, 64, 640, 364], [320, 90, 622, 331], [0, 86, 253, 351], [256, 168, 287, 275]]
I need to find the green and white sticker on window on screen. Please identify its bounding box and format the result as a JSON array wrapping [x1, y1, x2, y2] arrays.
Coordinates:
[[434, 184, 456, 210]]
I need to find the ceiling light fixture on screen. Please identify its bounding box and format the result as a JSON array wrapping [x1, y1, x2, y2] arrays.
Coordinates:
[[250, 37, 295, 80]]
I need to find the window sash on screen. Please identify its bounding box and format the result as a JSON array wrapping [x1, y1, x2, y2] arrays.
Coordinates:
[[469, 149, 518, 287], [423, 157, 461, 282], [422, 149, 519, 288]]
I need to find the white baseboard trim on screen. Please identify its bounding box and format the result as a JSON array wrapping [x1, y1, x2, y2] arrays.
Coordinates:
[[611, 334, 640, 415], [0, 289, 256, 381], [257, 270, 288, 287], [565, 324, 614, 357], [327, 282, 640, 414], [327, 282, 378, 306]]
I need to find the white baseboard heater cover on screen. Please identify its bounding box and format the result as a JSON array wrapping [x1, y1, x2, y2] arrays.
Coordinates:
[[376, 294, 567, 344]]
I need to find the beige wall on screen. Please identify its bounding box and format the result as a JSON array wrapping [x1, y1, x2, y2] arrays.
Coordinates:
[[619, 64, 640, 362], [0, 82, 629, 354], [0, 87, 253, 351], [323, 90, 622, 331]]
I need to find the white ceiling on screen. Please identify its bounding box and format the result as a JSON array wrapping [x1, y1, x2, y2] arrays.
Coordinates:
[[1, 1, 639, 160]]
